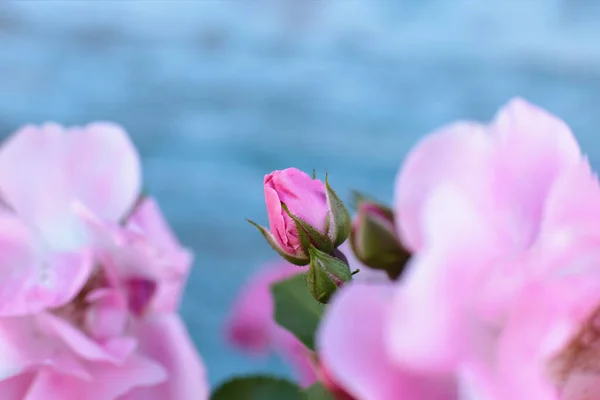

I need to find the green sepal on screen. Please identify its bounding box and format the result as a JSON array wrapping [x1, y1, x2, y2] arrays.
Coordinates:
[[305, 261, 338, 304], [247, 219, 309, 266], [281, 203, 334, 254], [325, 174, 351, 248], [309, 246, 353, 285], [271, 274, 325, 350], [210, 375, 303, 400], [305, 246, 353, 304]]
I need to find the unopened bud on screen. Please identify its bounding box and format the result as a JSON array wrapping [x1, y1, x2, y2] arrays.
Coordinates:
[[350, 197, 410, 280]]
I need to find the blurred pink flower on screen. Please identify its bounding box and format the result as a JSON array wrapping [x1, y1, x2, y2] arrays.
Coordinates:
[[0, 123, 207, 399], [389, 98, 600, 398], [317, 98, 600, 399], [264, 168, 329, 258], [226, 260, 316, 387]]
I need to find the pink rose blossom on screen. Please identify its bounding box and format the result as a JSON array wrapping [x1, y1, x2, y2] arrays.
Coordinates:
[[0, 123, 207, 399], [316, 98, 600, 399], [264, 168, 329, 258], [388, 98, 600, 398]]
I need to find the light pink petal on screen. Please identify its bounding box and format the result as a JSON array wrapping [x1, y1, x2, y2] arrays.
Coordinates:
[[496, 249, 600, 400], [318, 284, 457, 400], [0, 316, 90, 382], [388, 186, 506, 371], [0, 123, 141, 238], [64, 123, 141, 223], [37, 313, 134, 365], [0, 124, 72, 238], [394, 121, 489, 252], [121, 314, 208, 400], [484, 98, 582, 248], [0, 214, 93, 317], [226, 261, 306, 354], [540, 160, 600, 246], [125, 197, 183, 255], [24, 354, 167, 400]]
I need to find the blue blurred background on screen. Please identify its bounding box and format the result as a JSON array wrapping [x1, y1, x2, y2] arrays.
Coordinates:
[[2, 0, 600, 389]]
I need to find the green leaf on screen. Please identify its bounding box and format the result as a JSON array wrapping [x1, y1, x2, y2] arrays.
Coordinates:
[[271, 273, 325, 350], [211, 375, 303, 400], [247, 219, 309, 266], [325, 174, 351, 248], [303, 383, 335, 400]]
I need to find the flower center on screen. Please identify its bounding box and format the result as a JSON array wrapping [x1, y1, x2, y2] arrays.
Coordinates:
[[548, 308, 600, 390], [52, 268, 107, 331]]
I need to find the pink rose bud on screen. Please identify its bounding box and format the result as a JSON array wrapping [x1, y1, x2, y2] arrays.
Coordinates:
[[248, 168, 351, 266], [350, 193, 410, 280]]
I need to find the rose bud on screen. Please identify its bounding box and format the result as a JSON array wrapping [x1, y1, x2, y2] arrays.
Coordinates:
[[305, 246, 353, 304], [350, 195, 410, 280], [248, 168, 351, 266]]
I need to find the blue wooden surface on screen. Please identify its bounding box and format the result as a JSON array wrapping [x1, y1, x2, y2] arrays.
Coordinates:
[[1, 0, 600, 389]]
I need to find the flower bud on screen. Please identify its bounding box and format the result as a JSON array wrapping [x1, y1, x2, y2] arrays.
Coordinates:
[[248, 168, 351, 266], [350, 197, 410, 280], [305, 246, 352, 304]]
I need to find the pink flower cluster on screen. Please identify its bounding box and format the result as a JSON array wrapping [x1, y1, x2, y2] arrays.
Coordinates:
[[0, 123, 207, 399], [229, 98, 600, 399]]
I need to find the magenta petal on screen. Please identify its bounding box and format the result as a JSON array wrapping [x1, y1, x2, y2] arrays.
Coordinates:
[[24, 354, 167, 400], [318, 284, 457, 400], [121, 314, 208, 400]]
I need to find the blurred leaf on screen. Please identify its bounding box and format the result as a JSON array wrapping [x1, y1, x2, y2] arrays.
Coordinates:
[[271, 274, 325, 350], [211, 375, 302, 400], [304, 383, 335, 399]]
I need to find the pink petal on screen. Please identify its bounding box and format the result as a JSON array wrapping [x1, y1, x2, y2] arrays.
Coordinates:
[[121, 314, 208, 400], [23, 354, 167, 400], [0, 123, 141, 238], [272, 330, 317, 388], [318, 284, 457, 400], [0, 214, 93, 317], [37, 313, 134, 365], [394, 121, 489, 252], [540, 160, 600, 246], [0, 316, 89, 382], [125, 197, 183, 256], [0, 373, 35, 399], [388, 186, 507, 371], [64, 123, 141, 223], [226, 261, 306, 354], [265, 168, 328, 232], [485, 98, 582, 248]]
